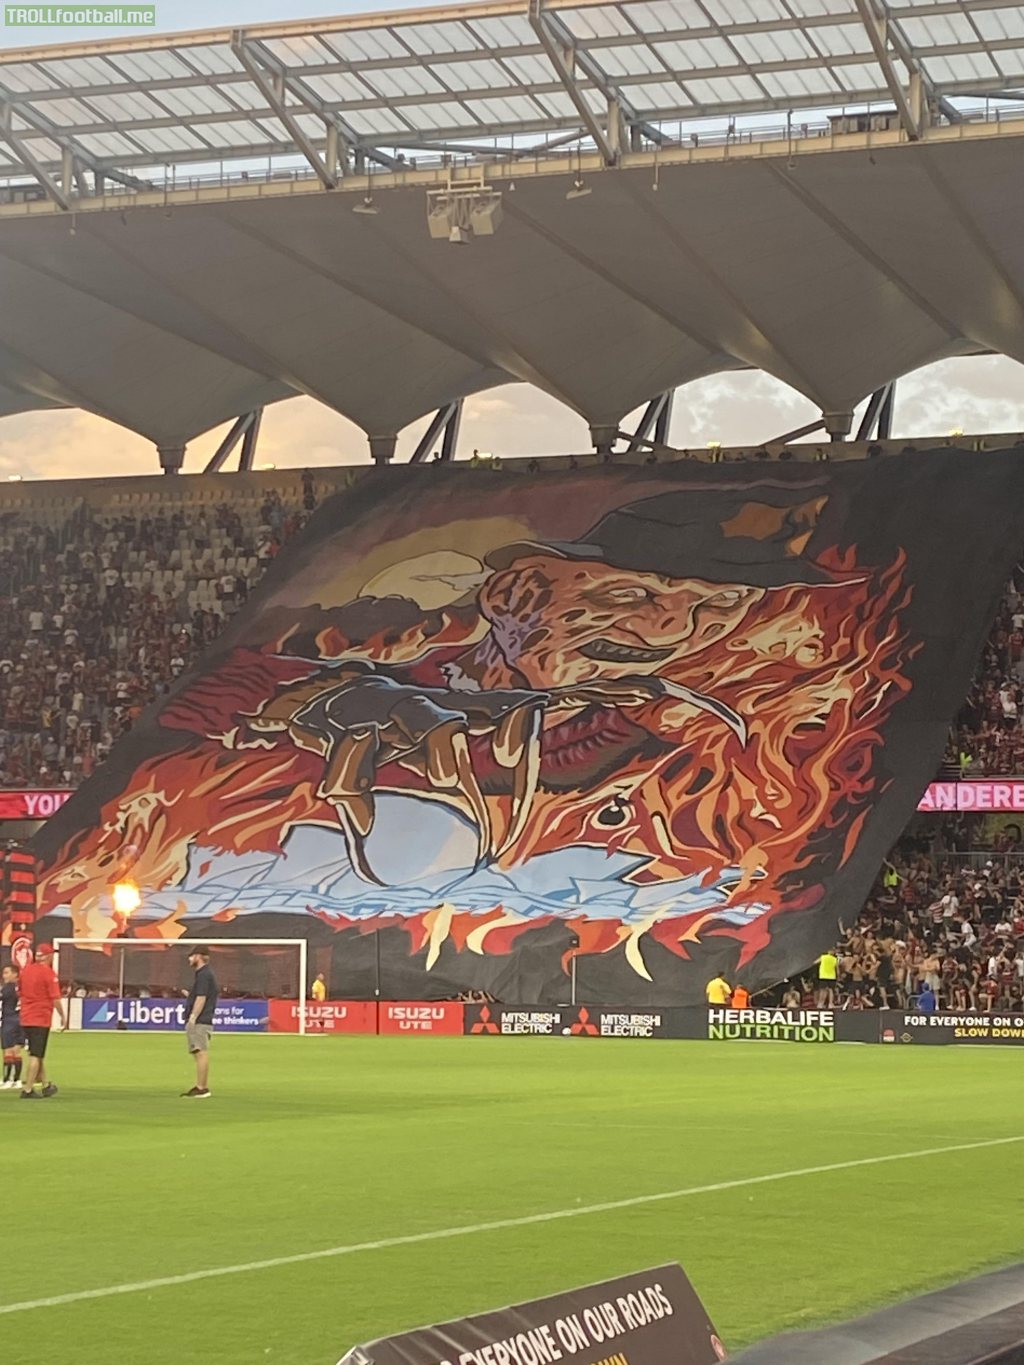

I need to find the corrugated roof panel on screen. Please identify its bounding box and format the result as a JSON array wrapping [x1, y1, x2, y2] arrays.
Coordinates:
[[715, 0, 792, 25], [596, 43, 664, 77], [730, 27, 821, 63], [341, 29, 410, 63], [396, 100, 476, 130], [36, 55, 126, 87], [470, 94, 560, 123], [86, 90, 181, 120], [973, 7, 1024, 42], [147, 85, 237, 118], [0, 62, 52, 93], [391, 21, 478, 57], [108, 50, 195, 83], [811, 23, 873, 56], [623, 0, 708, 32], [621, 79, 693, 107], [502, 53, 561, 83], [686, 73, 767, 102], [32, 97, 103, 126], [179, 45, 239, 77], [653, 36, 737, 69], [350, 105, 413, 135], [358, 65, 448, 99], [922, 50, 1001, 81], [464, 15, 536, 48], [427, 58, 520, 92], [833, 61, 889, 90], [559, 5, 646, 40], [760, 66, 840, 97], [787, 0, 854, 16], [992, 45, 1024, 78], [74, 129, 153, 156], [899, 13, 980, 48], [301, 72, 377, 104]]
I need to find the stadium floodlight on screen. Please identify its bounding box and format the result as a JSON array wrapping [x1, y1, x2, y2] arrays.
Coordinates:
[[426, 180, 502, 244], [427, 196, 453, 240], [565, 177, 592, 200], [352, 196, 378, 216], [468, 194, 503, 236]]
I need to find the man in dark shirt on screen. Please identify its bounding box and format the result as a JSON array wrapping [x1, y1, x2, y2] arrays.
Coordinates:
[[1, 964, 25, 1089], [181, 947, 218, 1099]]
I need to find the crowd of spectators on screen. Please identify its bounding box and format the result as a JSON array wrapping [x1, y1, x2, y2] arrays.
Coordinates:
[[778, 820, 1024, 1012], [0, 474, 322, 789], [943, 556, 1024, 777]]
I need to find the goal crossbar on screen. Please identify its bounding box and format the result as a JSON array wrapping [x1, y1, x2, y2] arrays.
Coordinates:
[[54, 937, 309, 1035]]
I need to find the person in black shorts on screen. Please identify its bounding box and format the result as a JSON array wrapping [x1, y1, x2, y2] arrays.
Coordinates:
[[1, 965, 25, 1090], [181, 947, 218, 1099]]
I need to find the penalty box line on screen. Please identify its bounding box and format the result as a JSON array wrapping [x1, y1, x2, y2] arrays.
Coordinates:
[[1, 1134, 1020, 1318]]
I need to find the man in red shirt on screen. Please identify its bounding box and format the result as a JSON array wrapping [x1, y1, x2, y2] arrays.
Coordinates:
[[18, 944, 67, 1100]]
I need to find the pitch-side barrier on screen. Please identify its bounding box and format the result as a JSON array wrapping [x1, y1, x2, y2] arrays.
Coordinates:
[[62, 1000, 1024, 1044]]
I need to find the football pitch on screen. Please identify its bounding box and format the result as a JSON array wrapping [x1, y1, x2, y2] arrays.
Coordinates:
[[4, 1034, 1023, 1365]]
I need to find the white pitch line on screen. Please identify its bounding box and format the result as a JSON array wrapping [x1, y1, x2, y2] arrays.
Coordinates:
[[1, 1134, 1020, 1318]]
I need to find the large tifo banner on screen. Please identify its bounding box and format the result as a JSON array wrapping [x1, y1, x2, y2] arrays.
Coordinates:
[[31, 451, 1024, 1005], [338, 1264, 726, 1365]]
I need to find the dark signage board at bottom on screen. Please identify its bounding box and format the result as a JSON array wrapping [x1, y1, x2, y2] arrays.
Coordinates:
[[337, 1264, 726, 1365], [880, 1012, 1024, 1045]]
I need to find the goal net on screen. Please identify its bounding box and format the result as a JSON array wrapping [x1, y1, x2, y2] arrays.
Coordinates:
[[54, 938, 308, 1034]]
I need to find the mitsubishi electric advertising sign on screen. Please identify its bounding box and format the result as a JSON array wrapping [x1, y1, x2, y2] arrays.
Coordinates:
[[81, 997, 268, 1032]]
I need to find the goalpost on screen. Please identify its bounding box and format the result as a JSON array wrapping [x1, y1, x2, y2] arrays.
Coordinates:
[[54, 938, 309, 1035]]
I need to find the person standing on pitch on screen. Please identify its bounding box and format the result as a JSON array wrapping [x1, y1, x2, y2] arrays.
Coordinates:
[[1, 964, 25, 1089], [181, 947, 218, 1099], [19, 944, 67, 1100]]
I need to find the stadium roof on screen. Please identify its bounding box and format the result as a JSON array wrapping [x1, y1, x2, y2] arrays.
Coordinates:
[[2, 0, 1024, 184], [1, 0, 1024, 466]]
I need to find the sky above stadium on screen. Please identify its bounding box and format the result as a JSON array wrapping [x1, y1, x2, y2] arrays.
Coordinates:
[[2, 1, 1024, 476]]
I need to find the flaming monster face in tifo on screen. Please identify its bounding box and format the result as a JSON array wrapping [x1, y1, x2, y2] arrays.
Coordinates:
[[446, 553, 763, 792], [469, 554, 765, 689]]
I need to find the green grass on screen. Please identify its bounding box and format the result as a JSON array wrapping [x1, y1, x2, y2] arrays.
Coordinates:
[[4, 1034, 1023, 1364]]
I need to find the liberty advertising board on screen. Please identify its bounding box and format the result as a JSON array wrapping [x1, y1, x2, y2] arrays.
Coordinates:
[[81, 997, 268, 1032]]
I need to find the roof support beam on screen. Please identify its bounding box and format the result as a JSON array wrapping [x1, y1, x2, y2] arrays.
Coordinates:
[[232, 34, 401, 179], [0, 91, 152, 199], [528, 1, 616, 166], [0, 109, 70, 211], [410, 400, 462, 463], [231, 34, 339, 189], [853, 0, 921, 140]]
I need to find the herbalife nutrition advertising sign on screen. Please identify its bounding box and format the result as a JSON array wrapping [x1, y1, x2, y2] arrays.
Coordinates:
[[337, 1265, 726, 1365]]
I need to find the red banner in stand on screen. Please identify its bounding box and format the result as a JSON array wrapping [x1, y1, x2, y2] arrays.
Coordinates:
[[0, 789, 74, 820], [267, 1000, 377, 1034], [379, 1002, 465, 1035]]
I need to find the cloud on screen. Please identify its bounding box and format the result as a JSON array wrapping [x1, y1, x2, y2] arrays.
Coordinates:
[[1, 356, 1021, 480]]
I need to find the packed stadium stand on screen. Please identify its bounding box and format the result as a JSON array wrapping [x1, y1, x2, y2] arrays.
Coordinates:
[[795, 845, 1024, 1013], [0, 469, 352, 789]]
